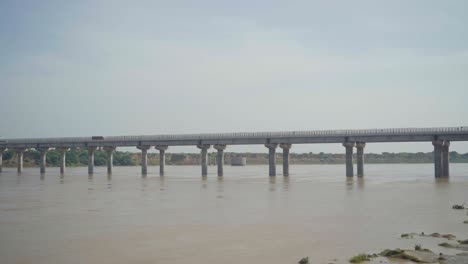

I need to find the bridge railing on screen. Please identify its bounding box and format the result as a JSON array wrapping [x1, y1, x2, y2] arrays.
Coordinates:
[[1, 127, 467, 145]]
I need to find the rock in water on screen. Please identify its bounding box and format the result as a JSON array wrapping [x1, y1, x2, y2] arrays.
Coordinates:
[[401, 250, 439, 263], [442, 234, 457, 240], [298, 257, 309, 264], [440, 252, 468, 264]]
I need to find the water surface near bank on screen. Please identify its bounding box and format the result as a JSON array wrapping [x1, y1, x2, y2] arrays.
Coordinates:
[[1, 164, 468, 264]]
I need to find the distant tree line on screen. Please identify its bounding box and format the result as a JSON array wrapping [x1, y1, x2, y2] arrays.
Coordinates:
[[2, 149, 468, 167]]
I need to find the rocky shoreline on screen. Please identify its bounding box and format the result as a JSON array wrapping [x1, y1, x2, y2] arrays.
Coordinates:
[[299, 206, 468, 264]]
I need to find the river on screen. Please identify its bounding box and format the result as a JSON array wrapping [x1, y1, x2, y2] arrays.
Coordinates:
[[1, 164, 468, 264]]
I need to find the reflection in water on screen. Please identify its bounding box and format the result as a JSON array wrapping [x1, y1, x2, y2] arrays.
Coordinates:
[[1, 165, 468, 264], [141, 177, 148, 192], [269, 176, 276, 192], [216, 176, 224, 193], [435, 177, 450, 185], [201, 176, 208, 189], [357, 177, 365, 189], [159, 176, 166, 190], [282, 176, 289, 192], [40, 173, 45, 181], [346, 177, 353, 190], [59, 174, 64, 184], [345, 177, 365, 190]]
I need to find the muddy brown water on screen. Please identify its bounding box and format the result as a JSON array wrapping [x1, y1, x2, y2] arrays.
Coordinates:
[[1, 164, 468, 264]]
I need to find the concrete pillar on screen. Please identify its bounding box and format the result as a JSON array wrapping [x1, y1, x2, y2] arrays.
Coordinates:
[[15, 148, 26, 173], [197, 144, 210, 176], [280, 143, 291, 176], [103, 146, 116, 174], [214, 144, 226, 176], [442, 140, 450, 177], [265, 143, 278, 176], [137, 145, 151, 175], [36, 147, 50, 174], [355, 142, 366, 177], [0, 148, 5, 173], [56, 147, 69, 174], [343, 142, 355, 177], [432, 139, 443, 178], [155, 145, 168, 176], [87, 146, 97, 174]]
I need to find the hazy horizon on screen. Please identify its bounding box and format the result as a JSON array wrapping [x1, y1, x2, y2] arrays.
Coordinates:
[[1, 1, 467, 153]]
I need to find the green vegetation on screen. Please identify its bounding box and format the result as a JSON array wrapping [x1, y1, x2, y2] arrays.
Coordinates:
[[379, 249, 403, 257], [464, 220, 468, 224], [297, 257, 309, 264], [438, 242, 455, 248], [401, 233, 413, 238], [3, 150, 468, 167], [1, 149, 136, 167], [349, 254, 371, 263]]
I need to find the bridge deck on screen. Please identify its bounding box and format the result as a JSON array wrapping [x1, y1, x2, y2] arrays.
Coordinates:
[[1, 127, 468, 148]]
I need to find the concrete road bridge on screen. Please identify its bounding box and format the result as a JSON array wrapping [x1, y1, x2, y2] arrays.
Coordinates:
[[1, 126, 467, 177]]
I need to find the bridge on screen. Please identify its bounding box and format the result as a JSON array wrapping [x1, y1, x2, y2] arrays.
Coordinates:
[[1, 126, 467, 177]]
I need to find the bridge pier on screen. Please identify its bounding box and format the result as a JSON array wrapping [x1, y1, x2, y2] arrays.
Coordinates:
[[0, 148, 5, 173], [56, 147, 69, 174], [343, 142, 355, 177], [15, 148, 26, 173], [137, 145, 151, 175], [197, 144, 210, 176], [355, 142, 366, 177], [280, 143, 291, 176], [265, 143, 278, 176], [432, 140, 443, 178], [36, 147, 49, 174], [87, 146, 97, 174], [442, 140, 450, 177], [103, 146, 116, 174], [156, 145, 168, 176], [214, 144, 226, 176]]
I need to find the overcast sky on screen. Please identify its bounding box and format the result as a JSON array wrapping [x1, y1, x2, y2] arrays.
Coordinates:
[[1, 1, 467, 153]]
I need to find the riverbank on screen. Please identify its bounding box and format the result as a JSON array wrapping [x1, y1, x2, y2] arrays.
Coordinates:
[[3, 149, 468, 168]]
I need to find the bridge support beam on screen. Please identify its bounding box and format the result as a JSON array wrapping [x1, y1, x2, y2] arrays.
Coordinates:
[[15, 148, 26, 173], [197, 144, 210, 176], [343, 142, 355, 177], [355, 142, 366, 177], [103, 146, 116, 174], [214, 144, 226, 176], [432, 140, 443, 178], [280, 143, 291, 176], [265, 143, 278, 176], [137, 145, 151, 175], [442, 140, 450, 177], [0, 148, 5, 173], [156, 145, 168, 176], [36, 147, 50, 174], [87, 147, 97, 174], [56, 147, 69, 174]]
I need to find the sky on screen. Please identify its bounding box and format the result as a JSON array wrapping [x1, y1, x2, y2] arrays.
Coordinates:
[[1, 0, 467, 154]]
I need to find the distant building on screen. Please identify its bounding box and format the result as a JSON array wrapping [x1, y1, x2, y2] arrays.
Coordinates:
[[231, 157, 247, 166]]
